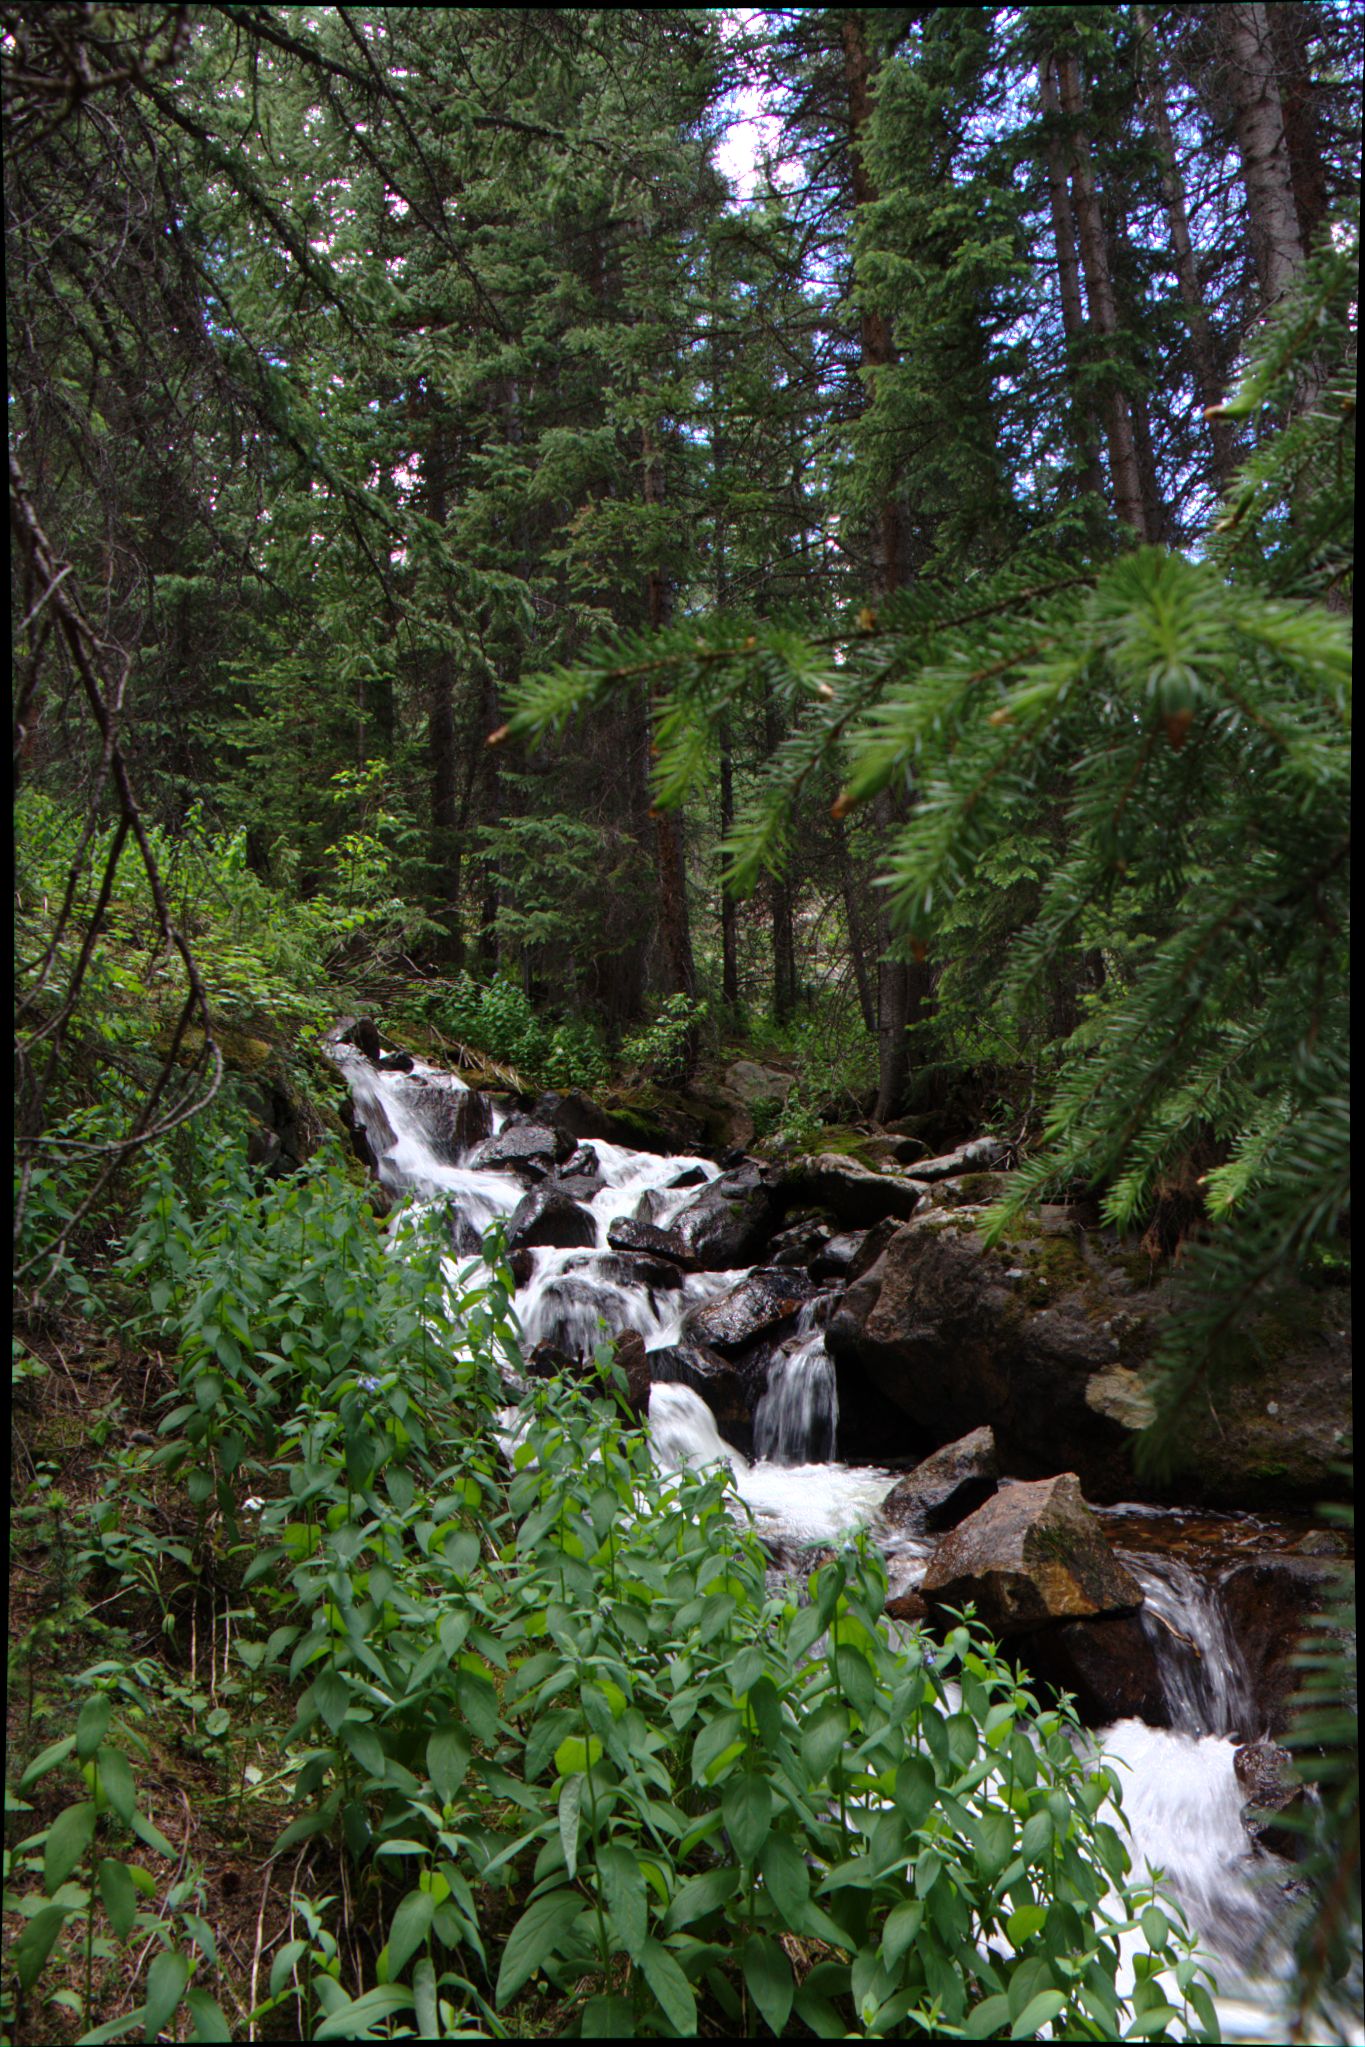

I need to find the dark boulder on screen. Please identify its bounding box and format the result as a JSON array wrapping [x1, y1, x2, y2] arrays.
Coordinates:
[[681, 1268, 821, 1354], [527, 1338, 583, 1381], [416, 1086, 494, 1165], [595, 1252, 685, 1294], [451, 1211, 484, 1259], [921, 1474, 1145, 1636], [905, 1137, 1010, 1183], [1234, 1742, 1307, 1859], [667, 1164, 709, 1190], [671, 1162, 777, 1269], [825, 1207, 1352, 1508], [769, 1220, 832, 1270], [776, 1154, 923, 1230], [377, 1051, 415, 1073], [648, 1342, 750, 1440], [347, 1016, 382, 1063], [554, 1172, 605, 1201], [468, 1121, 567, 1180], [1016, 1613, 1168, 1728], [533, 1088, 677, 1156], [562, 1142, 601, 1178], [606, 1216, 693, 1266], [1218, 1553, 1348, 1737], [879, 1426, 999, 1535], [506, 1187, 597, 1253], [614, 1329, 651, 1416], [811, 1230, 866, 1281]]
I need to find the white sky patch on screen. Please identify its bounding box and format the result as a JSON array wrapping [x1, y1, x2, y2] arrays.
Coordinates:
[[714, 9, 789, 202]]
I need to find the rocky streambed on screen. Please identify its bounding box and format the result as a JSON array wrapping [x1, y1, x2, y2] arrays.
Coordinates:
[[327, 1025, 1355, 2041]]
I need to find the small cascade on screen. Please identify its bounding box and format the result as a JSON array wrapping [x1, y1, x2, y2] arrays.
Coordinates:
[[1122, 1548, 1258, 1738], [752, 1331, 838, 1464]]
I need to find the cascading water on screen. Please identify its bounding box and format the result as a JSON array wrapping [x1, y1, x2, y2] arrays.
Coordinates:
[[329, 1037, 1352, 2045]]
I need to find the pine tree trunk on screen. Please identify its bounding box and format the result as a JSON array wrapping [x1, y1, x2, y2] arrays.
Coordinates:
[[1054, 52, 1150, 540], [1039, 55, 1106, 506], [834, 815, 876, 1033], [1135, 6, 1237, 487], [841, 7, 927, 1122], [421, 408, 463, 965], [1266, 3, 1330, 251], [719, 722, 739, 1009], [642, 422, 696, 1004], [1220, 2, 1305, 307]]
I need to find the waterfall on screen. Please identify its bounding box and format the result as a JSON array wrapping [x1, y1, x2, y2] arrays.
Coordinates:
[[329, 1039, 1346, 2044], [752, 1332, 838, 1464]]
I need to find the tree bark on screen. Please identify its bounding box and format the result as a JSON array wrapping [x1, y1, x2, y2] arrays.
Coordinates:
[[834, 815, 875, 1033], [1266, 3, 1330, 252], [841, 7, 929, 1121], [1220, 2, 1306, 307], [642, 421, 696, 1003], [1053, 51, 1150, 539], [1039, 55, 1107, 506], [420, 404, 463, 965], [1135, 6, 1238, 488]]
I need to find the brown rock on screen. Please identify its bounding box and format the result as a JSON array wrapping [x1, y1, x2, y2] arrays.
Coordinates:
[[921, 1474, 1144, 1636], [777, 1154, 923, 1229], [647, 1342, 750, 1435], [681, 1268, 820, 1354], [614, 1329, 651, 1415], [1017, 1613, 1168, 1728], [606, 1216, 693, 1266], [506, 1187, 596, 1253], [1234, 1741, 1307, 1859], [879, 1427, 999, 1534], [1218, 1554, 1347, 1736], [671, 1164, 777, 1268]]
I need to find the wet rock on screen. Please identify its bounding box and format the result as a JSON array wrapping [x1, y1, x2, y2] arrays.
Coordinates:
[[596, 1252, 684, 1294], [526, 1339, 583, 1380], [905, 1137, 1010, 1183], [1235, 1742, 1307, 1859], [450, 1211, 484, 1259], [648, 1342, 750, 1437], [667, 1164, 708, 1190], [615, 1329, 651, 1415], [339, 1094, 381, 1172], [1218, 1554, 1347, 1736], [811, 1230, 864, 1280], [776, 1154, 923, 1229], [1017, 1614, 1168, 1728], [879, 1427, 999, 1535], [468, 1121, 566, 1180], [554, 1172, 605, 1201], [377, 1051, 415, 1073], [533, 1089, 676, 1156], [506, 1187, 596, 1253], [682, 1268, 820, 1354], [346, 1016, 382, 1063], [417, 1086, 494, 1164], [634, 1187, 667, 1225], [921, 1474, 1145, 1636], [671, 1163, 777, 1269], [824, 1207, 1352, 1508], [884, 1589, 930, 1625], [562, 1142, 601, 1178], [768, 1220, 832, 1269], [606, 1216, 693, 1266]]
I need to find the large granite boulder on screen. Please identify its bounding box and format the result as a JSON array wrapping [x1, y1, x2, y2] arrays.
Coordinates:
[[905, 1138, 1010, 1184], [921, 1474, 1145, 1636], [670, 1163, 777, 1269], [1234, 1742, 1307, 1859], [879, 1427, 999, 1534], [681, 1268, 821, 1354], [506, 1187, 597, 1253], [647, 1342, 750, 1444], [468, 1121, 569, 1181], [1218, 1553, 1348, 1736], [606, 1216, 694, 1266], [826, 1207, 1352, 1508], [776, 1154, 923, 1230], [410, 1084, 493, 1164]]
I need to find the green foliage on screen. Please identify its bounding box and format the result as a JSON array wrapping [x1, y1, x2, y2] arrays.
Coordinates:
[[1, 1142, 1217, 2039], [414, 975, 610, 1094], [619, 993, 709, 1086]]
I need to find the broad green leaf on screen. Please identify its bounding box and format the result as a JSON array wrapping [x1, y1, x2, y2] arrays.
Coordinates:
[[662, 1864, 739, 1933], [759, 1831, 811, 1924], [1011, 1987, 1068, 2037], [801, 1705, 849, 1784], [723, 1770, 772, 1861], [558, 1774, 583, 1880], [495, 1889, 586, 2006], [184, 1988, 232, 2043], [96, 1747, 136, 1825], [553, 1733, 602, 1779], [744, 1933, 794, 2035], [98, 1857, 140, 1938], [964, 1992, 1012, 2038], [10, 1902, 68, 1991], [638, 1937, 696, 2035], [144, 1949, 190, 2039], [76, 1695, 113, 1759], [1007, 1905, 1048, 1945], [45, 1801, 97, 1892], [387, 1888, 436, 1977], [881, 1899, 923, 1967], [597, 1842, 647, 1961]]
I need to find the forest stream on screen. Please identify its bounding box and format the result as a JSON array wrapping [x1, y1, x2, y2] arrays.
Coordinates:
[[329, 1035, 1350, 2046]]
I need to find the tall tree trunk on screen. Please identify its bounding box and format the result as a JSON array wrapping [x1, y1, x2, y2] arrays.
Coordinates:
[[719, 720, 740, 1009], [841, 8, 929, 1121], [1053, 51, 1150, 539], [1220, 2, 1306, 307], [834, 815, 875, 1033], [1265, 3, 1330, 251], [642, 421, 696, 1003], [421, 406, 463, 965], [1135, 5, 1237, 487], [1039, 55, 1106, 506]]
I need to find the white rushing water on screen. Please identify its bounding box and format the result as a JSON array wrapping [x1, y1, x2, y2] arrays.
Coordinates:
[[330, 1040, 1353, 2045]]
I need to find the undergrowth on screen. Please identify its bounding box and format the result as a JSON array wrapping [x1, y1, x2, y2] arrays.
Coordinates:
[[6, 1132, 1222, 2042]]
